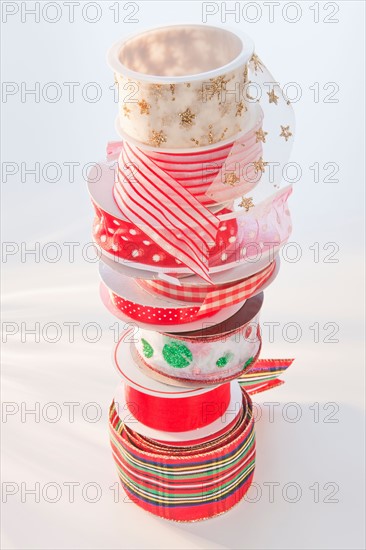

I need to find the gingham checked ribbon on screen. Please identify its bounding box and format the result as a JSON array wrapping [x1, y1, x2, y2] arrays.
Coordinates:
[[137, 260, 276, 315]]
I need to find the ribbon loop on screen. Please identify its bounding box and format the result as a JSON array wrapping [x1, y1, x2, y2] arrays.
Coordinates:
[[114, 141, 222, 283]]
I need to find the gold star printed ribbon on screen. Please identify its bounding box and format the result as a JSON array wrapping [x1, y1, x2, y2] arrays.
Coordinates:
[[105, 26, 295, 280], [108, 26, 255, 149], [108, 27, 295, 175], [204, 51, 295, 205]]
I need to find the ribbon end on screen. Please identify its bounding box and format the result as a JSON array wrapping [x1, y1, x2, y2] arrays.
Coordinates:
[[239, 358, 294, 394]]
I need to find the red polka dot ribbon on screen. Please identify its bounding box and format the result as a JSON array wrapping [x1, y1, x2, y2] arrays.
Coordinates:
[[104, 260, 274, 326], [92, 200, 238, 269], [91, 185, 292, 273], [106, 285, 218, 325]]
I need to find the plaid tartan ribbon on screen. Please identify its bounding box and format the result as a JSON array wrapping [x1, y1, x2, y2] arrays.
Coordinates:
[[240, 358, 294, 395], [137, 260, 276, 315], [109, 388, 256, 522], [109, 357, 293, 521]]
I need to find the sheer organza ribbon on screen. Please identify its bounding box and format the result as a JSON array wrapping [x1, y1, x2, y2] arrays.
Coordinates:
[[106, 49, 295, 282], [133, 329, 263, 386]]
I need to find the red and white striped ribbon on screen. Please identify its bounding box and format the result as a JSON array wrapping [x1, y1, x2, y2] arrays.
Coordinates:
[[107, 113, 262, 205], [137, 260, 276, 315], [108, 117, 263, 283], [138, 123, 263, 206], [113, 141, 221, 283]]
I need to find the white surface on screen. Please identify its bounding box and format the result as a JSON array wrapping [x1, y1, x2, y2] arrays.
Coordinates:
[[1, 2, 365, 550]]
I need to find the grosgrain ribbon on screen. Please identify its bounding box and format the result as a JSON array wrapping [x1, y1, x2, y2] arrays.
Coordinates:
[[109, 388, 256, 522], [124, 383, 231, 432], [137, 260, 276, 315]]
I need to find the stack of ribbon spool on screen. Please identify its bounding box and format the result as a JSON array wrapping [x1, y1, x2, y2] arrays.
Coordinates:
[[88, 24, 295, 522]]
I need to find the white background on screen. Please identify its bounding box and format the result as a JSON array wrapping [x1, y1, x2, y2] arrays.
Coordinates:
[[1, 1, 365, 549]]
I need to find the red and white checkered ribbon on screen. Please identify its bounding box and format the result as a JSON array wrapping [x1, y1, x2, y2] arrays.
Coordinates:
[[137, 260, 276, 315]]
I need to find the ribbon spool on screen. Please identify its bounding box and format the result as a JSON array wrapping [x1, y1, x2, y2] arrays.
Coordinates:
[[99, 246, 280, 287], [108, 25, 255, 149], [99, 261, 232, 328], [134, 294, 263, 385], [99, 248, 274, 328], [111, 293, 263, 386], [104, 24, 296, 281], [88, 164, 292, 275], [113, 343, 243, 442], [109, 387, 255, 522], [123, 383, 231, 432]]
